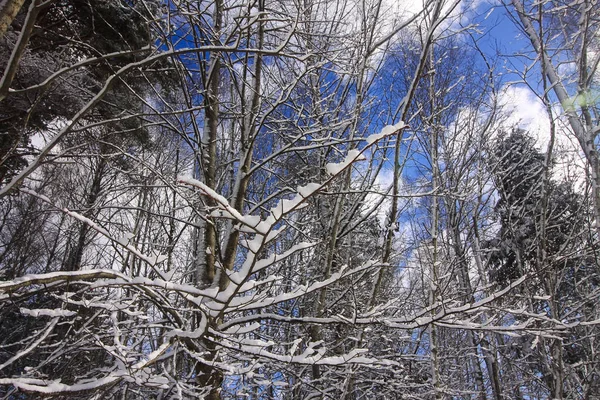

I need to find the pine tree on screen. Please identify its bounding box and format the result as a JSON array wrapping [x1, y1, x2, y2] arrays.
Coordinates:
[[486, 129, 598, 397], [487, 130, 545, 285]]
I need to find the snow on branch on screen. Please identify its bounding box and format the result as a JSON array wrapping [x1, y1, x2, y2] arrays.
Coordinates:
[[19, 188, 169, 279], [0, 342, 171, 394]]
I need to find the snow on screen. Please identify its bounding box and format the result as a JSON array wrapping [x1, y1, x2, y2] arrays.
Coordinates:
[[223, 322, 261, 335], [297, 182, 321, 198], [148, 251, 168, 265], [240, 214, 261, 227], [365, 121, 407, 145], [116, 232, 135, 246], [179, 176, 247, 223], [20, 308, 76, 318], [289, 338, 302, 355], [166, 319, 207, 339], [347, 148, 364, 160], [16, 188, 170, 279], [7, 376, 121, 394], [20, 188, 52, 204], [231, 260, 376, 311], [238, 275, 280, 292], [218, 336, 398, 367], [0, 269, 128, 292], [5, 341, 173, 393], [325, 148, 367, 176], [270, 196, 305, 220], [180, 176, 316, 236]]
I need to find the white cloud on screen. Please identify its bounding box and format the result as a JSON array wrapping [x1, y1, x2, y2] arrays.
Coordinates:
[[362, 167, 395, 226], [496, 84, 588, 185], [497, 85, 551, 145]]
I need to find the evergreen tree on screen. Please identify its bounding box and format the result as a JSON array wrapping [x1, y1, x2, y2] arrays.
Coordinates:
[[487, 130, 545, 285], [0, 0, 159, 185], [487, 130, 589, 287], [486, 129, 599, 397]]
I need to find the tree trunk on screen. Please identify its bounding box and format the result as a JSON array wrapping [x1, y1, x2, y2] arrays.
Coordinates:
[[0, 0, 26, 39], [63, 157, 106, 271]]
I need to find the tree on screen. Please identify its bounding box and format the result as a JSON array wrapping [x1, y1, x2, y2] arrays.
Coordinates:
[[507, 0, 600, 237], [0, 0, 427, 396], [487, 130, 545, 285], [2, 0, 599, 398], [485, 129, 599, 398]]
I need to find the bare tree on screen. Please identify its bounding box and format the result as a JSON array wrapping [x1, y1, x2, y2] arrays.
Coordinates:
[[508, 0, 600, 236], [2, 0, 598, 398]]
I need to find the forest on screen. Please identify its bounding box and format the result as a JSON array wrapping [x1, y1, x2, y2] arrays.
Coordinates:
[[0, 0, 598, 398]]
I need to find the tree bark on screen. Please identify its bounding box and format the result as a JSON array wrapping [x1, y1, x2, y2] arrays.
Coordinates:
[[0, 0, 25, 39]]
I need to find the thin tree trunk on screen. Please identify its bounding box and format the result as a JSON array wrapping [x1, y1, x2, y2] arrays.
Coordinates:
[[427, 39, 442, 399], [218, 0, 264, 290], [193, 0, 223, 397], [510, 0, 600, 239], [63, 157, 106, 272], [448, 210, 487, 399], [472, 222, 504, 400]]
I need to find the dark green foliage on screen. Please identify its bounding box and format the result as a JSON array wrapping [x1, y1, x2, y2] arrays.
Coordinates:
[[486, 130, 588, 286], [34, 0, 155, 55], [0, 0, 159, 185], [0, 3, 163, 394], [487, 130, 544, 284]]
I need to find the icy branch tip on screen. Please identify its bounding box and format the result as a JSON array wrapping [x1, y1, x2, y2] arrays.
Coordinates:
[[325, 149, 366, 176], [365, 121, 407, 145], [177, 176, 198, 185]]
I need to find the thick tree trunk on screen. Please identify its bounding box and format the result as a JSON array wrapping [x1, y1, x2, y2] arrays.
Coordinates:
[[192, 0, 225, 394]]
